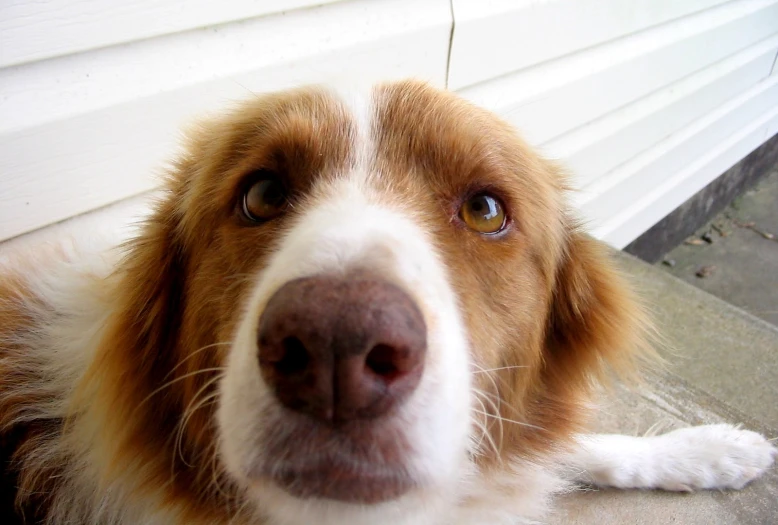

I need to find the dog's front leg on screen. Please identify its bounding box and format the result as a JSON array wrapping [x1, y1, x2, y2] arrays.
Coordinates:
[[566, 424, 776, 491]]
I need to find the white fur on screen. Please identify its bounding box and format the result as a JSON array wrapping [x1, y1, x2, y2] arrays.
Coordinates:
[[218, 175, 475, 525], [570, 425, 777, 492]]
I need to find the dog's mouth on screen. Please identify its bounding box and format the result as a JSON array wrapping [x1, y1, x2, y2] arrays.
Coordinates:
[[250, 415, 419, 504], [265, 459, 415, 503]]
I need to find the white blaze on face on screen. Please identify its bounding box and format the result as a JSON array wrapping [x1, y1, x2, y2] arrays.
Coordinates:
[[216, 88, 473, 525]]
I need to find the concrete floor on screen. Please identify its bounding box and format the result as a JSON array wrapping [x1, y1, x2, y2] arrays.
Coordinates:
[[552, 250, 778, 525], [657, 169, 778, 327]]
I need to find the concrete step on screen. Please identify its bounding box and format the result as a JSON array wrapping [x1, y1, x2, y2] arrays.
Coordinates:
[[551, 250, 778, 525]]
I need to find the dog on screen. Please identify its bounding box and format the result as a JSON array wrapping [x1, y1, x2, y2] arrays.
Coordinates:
[[0, 80, 774, 524]]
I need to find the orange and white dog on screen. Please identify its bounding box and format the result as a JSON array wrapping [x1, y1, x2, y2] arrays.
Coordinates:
[[0, 81, 774, 524]]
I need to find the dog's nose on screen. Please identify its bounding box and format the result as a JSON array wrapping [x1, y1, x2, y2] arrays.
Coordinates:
[[257, 275, 427, 423]]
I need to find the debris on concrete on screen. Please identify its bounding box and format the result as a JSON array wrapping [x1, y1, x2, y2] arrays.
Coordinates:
[[735, 220, 777, 242], [684, 238, 706, 246], [695, 265, 716, 278], [657, 168, 778, 327], [711, 223, 729, 237]]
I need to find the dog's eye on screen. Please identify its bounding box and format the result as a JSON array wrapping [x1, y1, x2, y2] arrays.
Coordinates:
[[459, 193, 506, 234], [242, 177, 288, 222]]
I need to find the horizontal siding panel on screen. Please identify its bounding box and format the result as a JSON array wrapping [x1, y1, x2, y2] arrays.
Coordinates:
[[0, 0, 451, 241], [594, 109, 778, 248], [2, 0, 449, 135], [458, 0, 778, 147], [0, 0, 342, 68], [575, 74, 778, 240], [549, 37, 778, 188], [449, 0, 736, 90]]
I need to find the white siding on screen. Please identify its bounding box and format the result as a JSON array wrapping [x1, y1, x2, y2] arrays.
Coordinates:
[[0, 0, 343, 67], [455, 0, 778, 246], [448, 0, 731, 90], [1, 0, 777, 248], [0, 0, 452, 240]]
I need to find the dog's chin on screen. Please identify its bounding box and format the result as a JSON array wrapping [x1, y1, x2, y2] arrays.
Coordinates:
[[258, 461, 416, 504], [248, 420, 421, 504], [222, 405, 428, 507]]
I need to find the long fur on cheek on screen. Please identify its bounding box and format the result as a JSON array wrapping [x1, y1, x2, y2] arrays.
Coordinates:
[[472, 220, 658, 474], [64, 200, 248, 524], [0, 205, 246, 524]]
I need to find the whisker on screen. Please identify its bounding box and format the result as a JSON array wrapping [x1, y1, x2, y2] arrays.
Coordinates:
[[472, 365, 528, 373], [175, 390, 220, 469], [471, 364, 503, 422], [472, 386, 500, 410], [470, 417, 493, 458], [472, 393, 502, 459], [472, 409, 546, 432], [139, 366, 226, 410], [473, 387, 534, 424], [162, 342, 233, 381], [208, 440, 234, 503], [470, 362, 528, 395], [469, 396, 489, 454], [174, 372, 224, 469]]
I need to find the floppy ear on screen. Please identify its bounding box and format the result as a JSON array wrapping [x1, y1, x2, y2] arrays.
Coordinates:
[[71, 190, 191, 479], [544, 227, 655, 392], [62, 169, 241, 522], [66, 125, 240, 517]]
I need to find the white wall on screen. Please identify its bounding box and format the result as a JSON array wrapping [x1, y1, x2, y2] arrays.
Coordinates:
[[2, 0, 777, 247], [0, 0, 452, 241]]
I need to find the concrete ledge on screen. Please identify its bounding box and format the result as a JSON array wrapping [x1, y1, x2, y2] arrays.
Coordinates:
[[625, 133, 778, 263]]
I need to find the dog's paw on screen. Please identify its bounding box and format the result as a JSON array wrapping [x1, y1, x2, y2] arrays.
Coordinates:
[[650, 424, 776, 491]]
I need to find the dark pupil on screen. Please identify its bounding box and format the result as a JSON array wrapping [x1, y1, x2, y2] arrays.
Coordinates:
[[260, 180, 285, 207], [471, 195, 498, 220]]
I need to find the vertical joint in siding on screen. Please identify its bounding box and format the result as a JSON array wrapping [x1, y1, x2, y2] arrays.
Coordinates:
[[445, 0, 456, 89], [771, 48, 778, 75]]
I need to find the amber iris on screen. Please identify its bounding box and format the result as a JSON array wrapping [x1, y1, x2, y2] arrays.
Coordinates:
[[459, 193, 506, 234], [242, 178, 287, 221]]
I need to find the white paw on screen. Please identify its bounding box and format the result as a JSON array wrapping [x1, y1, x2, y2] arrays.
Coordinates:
[[649, 424, 776, 491]]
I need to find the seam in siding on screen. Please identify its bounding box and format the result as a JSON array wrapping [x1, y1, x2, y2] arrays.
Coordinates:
[[445, 0, 456, 89]]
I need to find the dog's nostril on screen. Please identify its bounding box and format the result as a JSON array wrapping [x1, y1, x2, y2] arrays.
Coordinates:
[[276, 337, 309, 375], [365, 344, 401, 380]]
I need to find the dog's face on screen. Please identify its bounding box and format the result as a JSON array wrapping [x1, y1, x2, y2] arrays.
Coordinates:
[[85, 81, 646, 524]]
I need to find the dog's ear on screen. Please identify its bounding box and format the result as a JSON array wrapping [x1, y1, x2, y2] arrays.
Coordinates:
[[70, 178, 195, 490], [544, 227, 655, 391]]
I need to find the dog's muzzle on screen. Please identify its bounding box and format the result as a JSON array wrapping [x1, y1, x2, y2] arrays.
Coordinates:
[[253, 273, 428, 503]]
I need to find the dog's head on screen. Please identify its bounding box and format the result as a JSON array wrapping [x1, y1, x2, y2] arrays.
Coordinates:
[[80, 81, 649, 523]]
